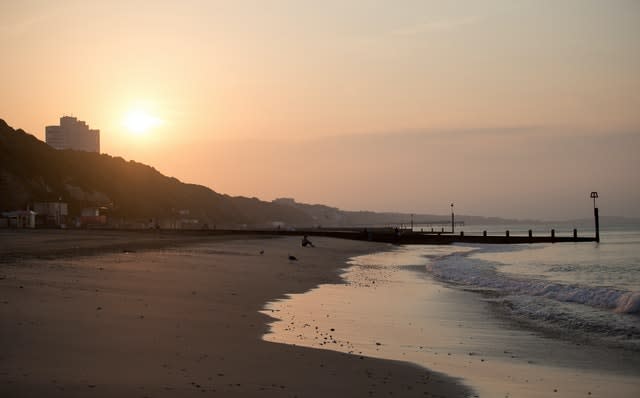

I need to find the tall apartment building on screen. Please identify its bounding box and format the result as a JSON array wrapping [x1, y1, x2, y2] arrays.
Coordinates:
[[45, 116, 100, 153]]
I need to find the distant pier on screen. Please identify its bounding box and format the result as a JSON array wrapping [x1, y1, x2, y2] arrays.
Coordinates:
[[201, 227, 598, 245], [39, 226, 598, 245]]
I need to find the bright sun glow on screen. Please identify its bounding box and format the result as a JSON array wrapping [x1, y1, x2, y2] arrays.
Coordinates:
[[123, 109, 162, 135]]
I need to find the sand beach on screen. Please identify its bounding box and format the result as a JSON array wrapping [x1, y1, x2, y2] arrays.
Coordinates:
[[0, 230, 468, 397]]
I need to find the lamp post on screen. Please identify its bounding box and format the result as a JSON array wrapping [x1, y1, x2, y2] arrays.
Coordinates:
[[590, 192, 599, 243], [451, 203, 454, 234]]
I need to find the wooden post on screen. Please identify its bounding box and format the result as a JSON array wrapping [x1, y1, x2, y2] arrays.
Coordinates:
[[451, 203, 455, 234], [528, 229, 532, 238], [573, 229, 578, 239], [594, 207, 600, 243], [591, 192, 600, 243], [506, 230, 510, 237], [483, 230, 487, 237]]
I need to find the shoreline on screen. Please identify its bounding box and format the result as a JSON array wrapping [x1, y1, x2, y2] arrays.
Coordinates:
[[0, 230, 470, 397], [431, 242, 640, 351], [263, 244, 640, 397]]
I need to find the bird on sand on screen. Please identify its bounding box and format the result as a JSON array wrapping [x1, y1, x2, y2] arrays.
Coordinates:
[[259, 250, 264, 255], [288, 254, 298, 261]]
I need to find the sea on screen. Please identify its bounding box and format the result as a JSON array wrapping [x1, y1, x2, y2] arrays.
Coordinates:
[[263, 222, 640, 397], [415, 223, 640, 349]]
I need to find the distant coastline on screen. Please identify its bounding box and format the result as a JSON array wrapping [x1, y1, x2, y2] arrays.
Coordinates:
[[2, 119, 636, 232]]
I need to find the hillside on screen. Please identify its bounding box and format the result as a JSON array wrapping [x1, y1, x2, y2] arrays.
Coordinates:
[[0, 119, 312, 227], [271, 198, 544, 227]]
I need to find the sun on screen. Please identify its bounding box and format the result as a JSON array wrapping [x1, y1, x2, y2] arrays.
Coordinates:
[[123, 109, 162, 135]]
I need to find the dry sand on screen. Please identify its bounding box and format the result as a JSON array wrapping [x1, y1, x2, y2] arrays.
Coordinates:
[[0, 229, 469, 397]]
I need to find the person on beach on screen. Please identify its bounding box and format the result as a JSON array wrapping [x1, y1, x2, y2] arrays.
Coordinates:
[[301, 235, 315, 247]]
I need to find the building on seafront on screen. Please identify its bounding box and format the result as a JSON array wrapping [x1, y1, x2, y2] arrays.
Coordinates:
[[45, 116, 100, 153]]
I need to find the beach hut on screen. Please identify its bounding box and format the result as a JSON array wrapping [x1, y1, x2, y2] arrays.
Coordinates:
[[2, 210, 37, 228]]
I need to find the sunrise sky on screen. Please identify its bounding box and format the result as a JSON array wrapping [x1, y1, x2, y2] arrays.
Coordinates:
[[1, 0, 639, 219]]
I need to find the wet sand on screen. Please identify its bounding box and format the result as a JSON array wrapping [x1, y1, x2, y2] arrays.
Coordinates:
[[263, 246, 640, 397], [0, 230, 469, 397]]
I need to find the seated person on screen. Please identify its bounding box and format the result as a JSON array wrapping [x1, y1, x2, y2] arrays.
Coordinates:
[[301, 235, 315, 247]]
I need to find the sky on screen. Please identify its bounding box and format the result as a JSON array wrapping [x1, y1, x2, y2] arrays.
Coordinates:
[[1, 0, 639, 219]]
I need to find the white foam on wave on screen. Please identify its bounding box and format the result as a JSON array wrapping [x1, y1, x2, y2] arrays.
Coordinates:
[[617, 292, 640, 314], [427, 250, 640, 315]]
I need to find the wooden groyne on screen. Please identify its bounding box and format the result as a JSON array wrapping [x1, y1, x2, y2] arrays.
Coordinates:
[[201, 228, 598, 245], [11, 224, 597, 246]]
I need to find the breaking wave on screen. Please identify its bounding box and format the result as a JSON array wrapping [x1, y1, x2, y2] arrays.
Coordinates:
[[425, 247, 640, 349], [427, 250, 640, 314]]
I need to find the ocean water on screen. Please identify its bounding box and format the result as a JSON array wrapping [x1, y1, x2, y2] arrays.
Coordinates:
[[418, 224, 640, 349], [262, 226, 640, 397]]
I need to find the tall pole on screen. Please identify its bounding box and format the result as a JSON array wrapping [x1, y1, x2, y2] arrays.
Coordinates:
[[451, 203, 454, 234], [594, 207, 600, 243], [591, 192, 599, 243], [410, 213, 414, 231]]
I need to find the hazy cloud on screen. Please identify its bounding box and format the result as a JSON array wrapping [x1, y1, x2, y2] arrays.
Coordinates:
[[390, 15, 484, 36], [0, 7, 57, 39]]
